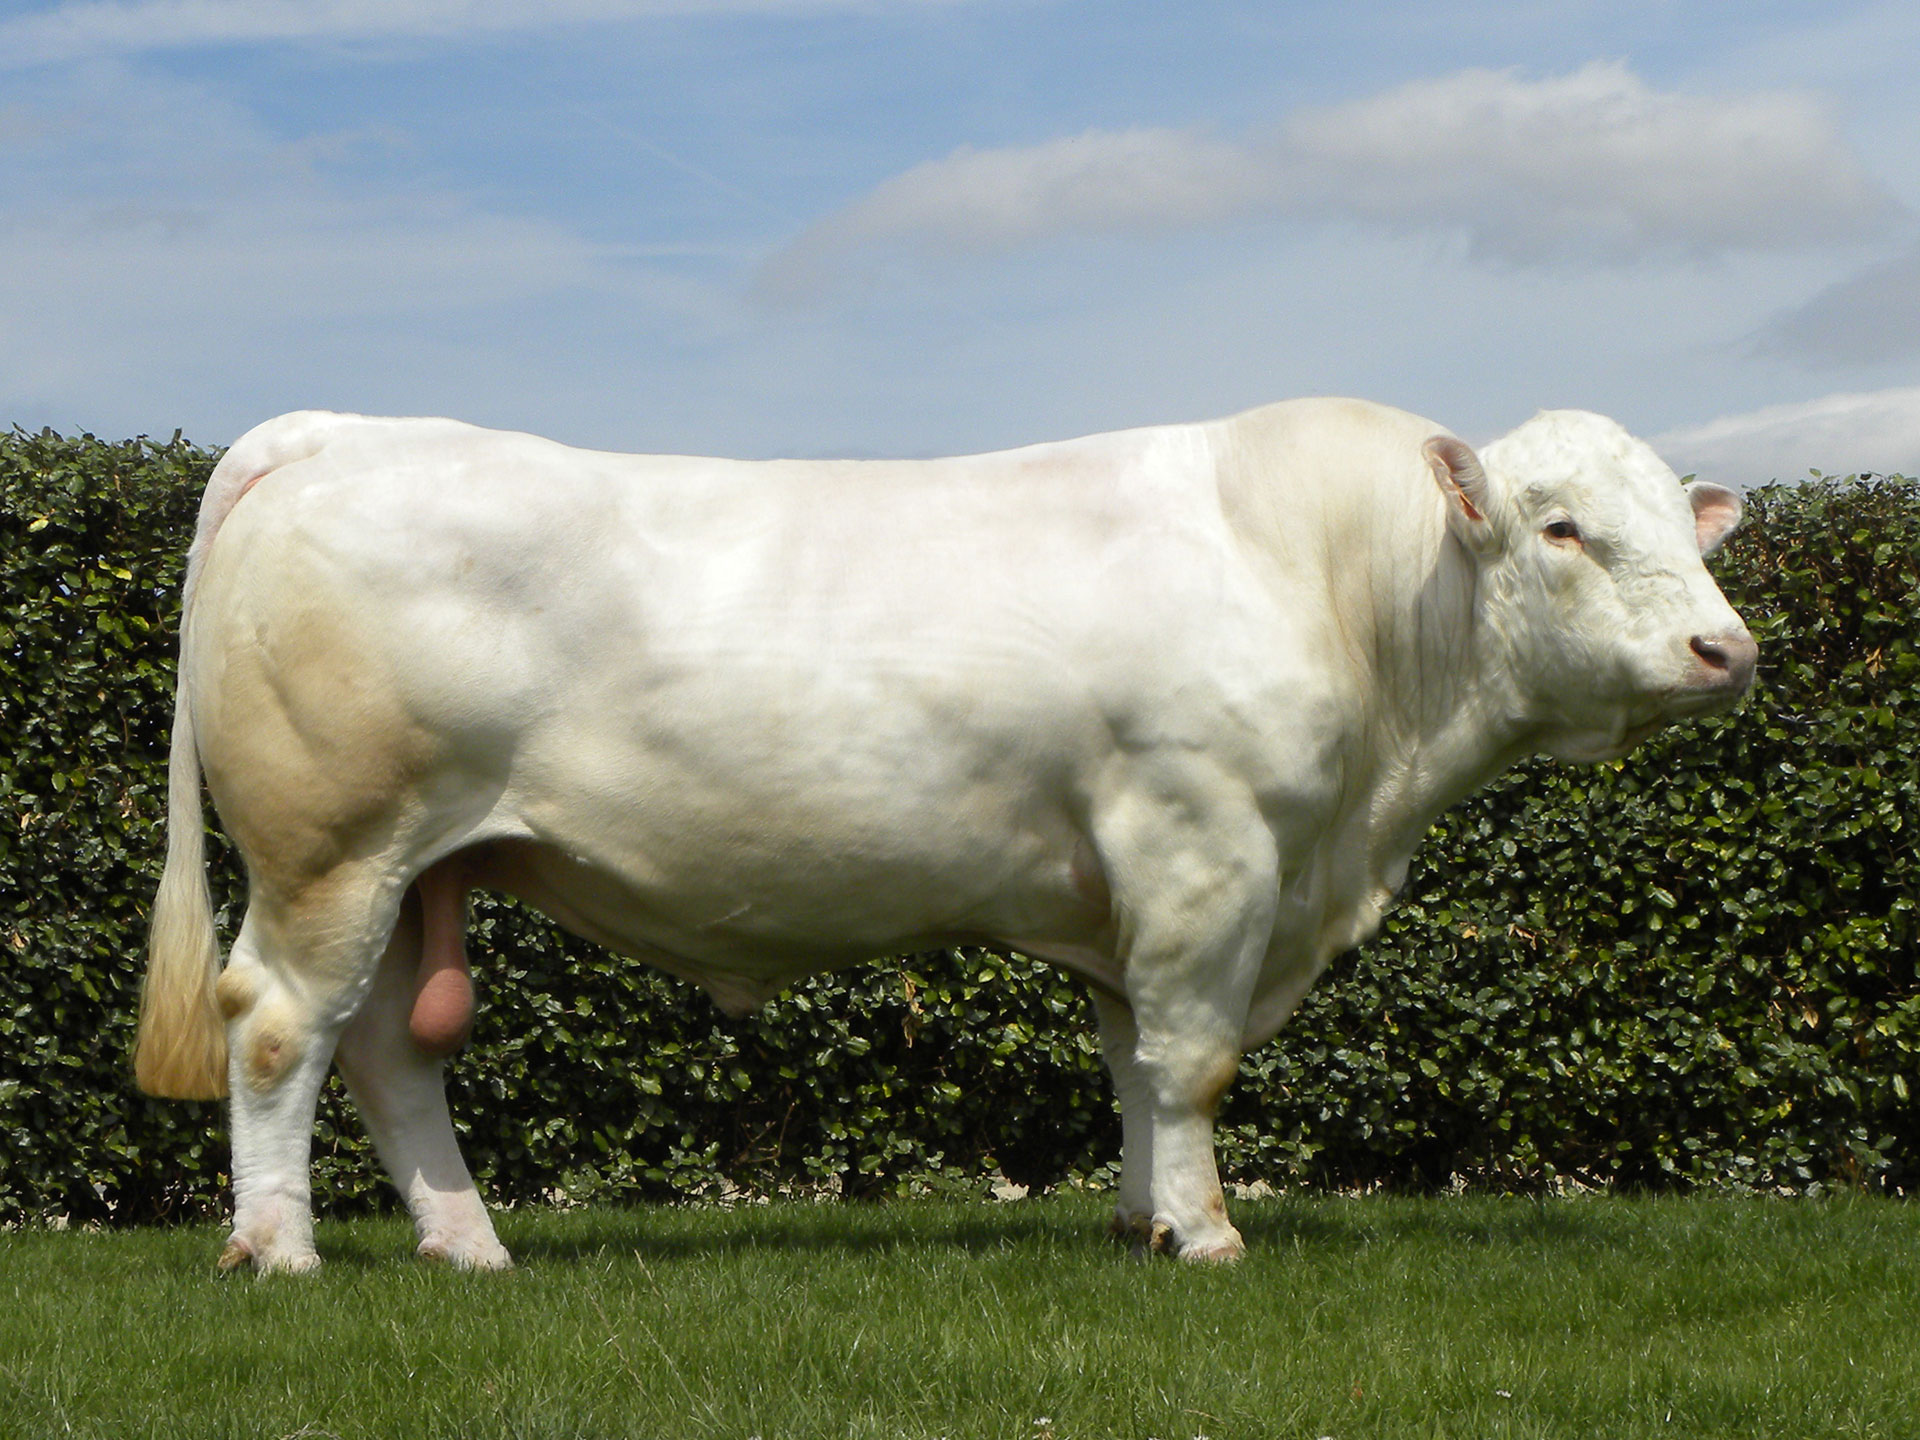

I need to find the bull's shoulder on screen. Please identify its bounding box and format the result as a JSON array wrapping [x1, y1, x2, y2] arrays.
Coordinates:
[[1206, 396, 1456, 513], [1213, 395, 1446, 446]]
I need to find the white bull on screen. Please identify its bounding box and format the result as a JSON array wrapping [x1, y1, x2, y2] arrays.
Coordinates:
[[133, 397, 1755, 1271]]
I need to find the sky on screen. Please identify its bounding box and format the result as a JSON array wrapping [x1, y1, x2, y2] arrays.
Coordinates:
[[2, 0, 1918, 486]]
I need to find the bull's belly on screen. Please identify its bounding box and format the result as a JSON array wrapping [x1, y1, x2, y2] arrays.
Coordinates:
[[422, 632, 1131, 987], [462, 794, 1119, 1012]]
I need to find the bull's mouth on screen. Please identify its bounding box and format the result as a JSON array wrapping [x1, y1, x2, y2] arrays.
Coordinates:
[[1559, 716, 1666, 763], [1548, 686, 1736, 763], [1540, 715, 1657, 764], [1661, 669, 1756, 720], [1622, 716, 1669, 748]]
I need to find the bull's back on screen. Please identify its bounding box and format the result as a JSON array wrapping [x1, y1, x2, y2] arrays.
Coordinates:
[[184, 414, 1275, 947]]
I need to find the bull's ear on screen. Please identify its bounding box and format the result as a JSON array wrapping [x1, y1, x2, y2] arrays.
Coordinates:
[[1686, 480, 1742, 556], [1424, 435, 1494, 549]]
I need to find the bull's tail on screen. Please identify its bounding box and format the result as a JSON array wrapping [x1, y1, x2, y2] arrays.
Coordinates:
[[132, 412, 348, 1100], [133, 671, 227, 1099]]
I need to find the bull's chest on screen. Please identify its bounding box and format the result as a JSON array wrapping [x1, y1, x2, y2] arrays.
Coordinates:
[[1243, 825, 1414, 1048]]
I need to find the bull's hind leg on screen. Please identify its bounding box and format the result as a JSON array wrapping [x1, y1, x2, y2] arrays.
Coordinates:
[[214, 873, 401, 1274], [334, 877, 509, 1270]]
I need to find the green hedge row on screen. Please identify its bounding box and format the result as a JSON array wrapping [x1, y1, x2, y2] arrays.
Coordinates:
[[1, 428, 1915, 1224]]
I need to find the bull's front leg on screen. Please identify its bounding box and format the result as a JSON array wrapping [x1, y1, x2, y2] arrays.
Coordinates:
[[1094, 991, 1251, 1262], [1091, 796, 1277, 1263]]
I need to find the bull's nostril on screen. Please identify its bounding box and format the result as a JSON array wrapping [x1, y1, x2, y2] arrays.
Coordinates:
[[1690, 635, 1730, 670], [1690, 631, 1759, 689]]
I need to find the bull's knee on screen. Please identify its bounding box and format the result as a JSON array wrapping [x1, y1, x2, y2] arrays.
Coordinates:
[[217, 961, 312, 1091], [1188, 1050, 1241, 1117], [215, 962, 260, 1022], [238, 997, 309, 1093]]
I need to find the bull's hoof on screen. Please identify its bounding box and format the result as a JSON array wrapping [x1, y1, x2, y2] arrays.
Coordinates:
[[218, 1235, 321, 1276], [1122, 1219, 1168, 1262], [418, 1235, 514, 1271], [1176, 1230, 1246, 1264], [1109, 1209, 1242, 1262], [1108, 1211, 1158, 1259]]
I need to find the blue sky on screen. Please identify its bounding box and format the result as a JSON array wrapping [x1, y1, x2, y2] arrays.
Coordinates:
[[3, 1, 1918, 483]]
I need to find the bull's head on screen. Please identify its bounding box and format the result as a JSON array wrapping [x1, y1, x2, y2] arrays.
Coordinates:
[[1425, 410, 1757, 762]]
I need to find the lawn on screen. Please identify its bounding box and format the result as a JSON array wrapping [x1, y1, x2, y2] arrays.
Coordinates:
[[1, 1193, 1914, 1439]]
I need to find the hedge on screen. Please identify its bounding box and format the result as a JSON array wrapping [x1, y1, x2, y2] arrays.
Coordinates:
[[1, 428, 1915, 1225]]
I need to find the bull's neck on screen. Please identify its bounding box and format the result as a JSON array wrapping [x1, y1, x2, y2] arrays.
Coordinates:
[[1204, 412, 1541, 856], [1349, 512, 1537, 860]]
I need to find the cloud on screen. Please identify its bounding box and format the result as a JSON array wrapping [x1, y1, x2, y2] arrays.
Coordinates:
[[0, 62, 734, 440], [762, 61, 1899, 299], [1278, 61, 1894, 262], [1753, 244, 1920, 365], [0, 64, 617, 311], [1652, 387, 1920, 487], [760, 128, 1262, 296], [0, 0, 956, 66]]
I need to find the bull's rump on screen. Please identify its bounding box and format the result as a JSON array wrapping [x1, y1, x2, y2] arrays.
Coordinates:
[[185, 414, 1276, 982]]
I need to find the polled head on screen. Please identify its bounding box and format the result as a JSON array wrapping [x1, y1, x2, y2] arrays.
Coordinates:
[[1425, 410, 1757, 762]]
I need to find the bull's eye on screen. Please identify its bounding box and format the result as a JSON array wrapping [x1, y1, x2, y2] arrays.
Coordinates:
[[1544, 518, 1582, 544]]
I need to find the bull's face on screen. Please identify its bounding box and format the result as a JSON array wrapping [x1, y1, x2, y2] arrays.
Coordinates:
[[1430, 411, 1757, 763]]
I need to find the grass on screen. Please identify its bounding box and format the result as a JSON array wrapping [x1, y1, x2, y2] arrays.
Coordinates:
[[1, 1193, 1916, 1439]]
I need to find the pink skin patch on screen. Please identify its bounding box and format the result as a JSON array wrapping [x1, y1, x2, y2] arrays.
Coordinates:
[[409, 860, 474, 1058]]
